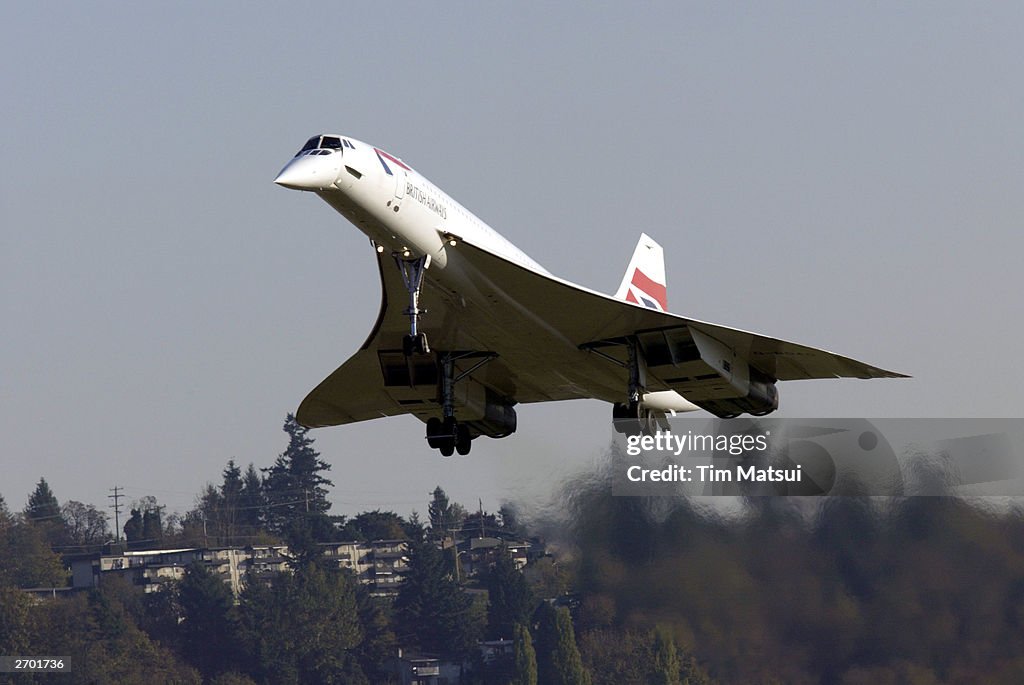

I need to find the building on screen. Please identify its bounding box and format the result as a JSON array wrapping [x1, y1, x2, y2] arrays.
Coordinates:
[[321, 539, 409, 595], [452, 537, 532, 578], [67, 540, 409, 596], [384, 648, 464, 685]]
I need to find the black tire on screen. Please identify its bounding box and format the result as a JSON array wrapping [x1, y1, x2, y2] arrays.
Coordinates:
[[402, 335, 415, 357], [455, 424, 471, 456], [442, 416, 457, 437], [612, 402, 641, 435], [439, 440, 455, 457], [426, 417, 443, 449]]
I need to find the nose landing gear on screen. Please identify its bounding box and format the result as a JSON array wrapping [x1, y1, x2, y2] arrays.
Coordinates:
[[395, 253, 430, 356]]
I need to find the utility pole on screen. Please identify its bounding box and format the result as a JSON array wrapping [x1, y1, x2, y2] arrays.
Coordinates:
[[108, 486, 123, 542]]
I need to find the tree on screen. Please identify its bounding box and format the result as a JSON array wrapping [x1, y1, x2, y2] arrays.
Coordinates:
[[143, 507, 164, 545], [487, 547, 535, 639], [124, 497, 165, 549], [238, 463, 265, 531], [512, 622, 538, 685], [179, 563, 241, 678], [219, 460, 244, 542], [24, 477, 65, 546], [0, 585, 34, 655], [650, 626, 682, 685], [536, 603, 591, 685], [187, 483, 222, 546], [62, 500, 110, 549], [394, 537, 481, 656], [464, 509, 500, 537], [428, 486, 450, 529], [239, 562, 364, 683], [353, 582, 397, 682], [0, 494, 12, 536], [428, 486, 465, 539], [262, 414, 334, 537], [24, 477, 60, 523], [0, 522, 66, 587], [350, 510, 409, 541], [124, 508, 144, 546]]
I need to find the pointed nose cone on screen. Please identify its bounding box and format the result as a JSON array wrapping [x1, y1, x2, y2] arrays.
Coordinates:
[[274, 155, 338, 191]]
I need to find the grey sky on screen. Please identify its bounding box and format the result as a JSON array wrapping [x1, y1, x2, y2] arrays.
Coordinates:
[[3, 3, 1022, 521]]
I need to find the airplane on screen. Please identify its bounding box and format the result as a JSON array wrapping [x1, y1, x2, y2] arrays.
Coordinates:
[[274, 134, 906, 456]]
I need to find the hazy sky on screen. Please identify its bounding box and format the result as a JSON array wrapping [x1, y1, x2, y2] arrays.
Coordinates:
[[3, 3, 1022, 522]]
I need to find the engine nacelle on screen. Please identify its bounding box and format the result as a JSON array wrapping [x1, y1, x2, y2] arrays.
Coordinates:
[[730, 373, 779, 416], [700, 371, 779, 418], [476, 393, 517, 438]]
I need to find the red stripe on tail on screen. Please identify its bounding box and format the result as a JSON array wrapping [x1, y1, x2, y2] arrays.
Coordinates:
[[630, 269, 667, 310]]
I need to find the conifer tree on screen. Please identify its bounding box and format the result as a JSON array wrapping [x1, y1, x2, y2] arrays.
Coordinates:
[[179, 562, 241, 678], [537, 604, 591, 685], [428, 486, 454, 539], [486, 546, 534, 639], [220, 460, 243, 542], [25, 478, 60, 523], [263, 414, 333, 538], [394, 537, 480, 656], [512, 622, 538, 685], [239, 463, 265, 530]]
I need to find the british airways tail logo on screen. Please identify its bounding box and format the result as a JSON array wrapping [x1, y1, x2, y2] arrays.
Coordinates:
[[624, 268, 667, 311]]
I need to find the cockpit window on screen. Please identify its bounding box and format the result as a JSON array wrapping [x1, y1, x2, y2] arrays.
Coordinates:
[[295, 135, 344, 157]]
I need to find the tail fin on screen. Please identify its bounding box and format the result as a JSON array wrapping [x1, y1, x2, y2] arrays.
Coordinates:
[[614, 233, 668, 312]]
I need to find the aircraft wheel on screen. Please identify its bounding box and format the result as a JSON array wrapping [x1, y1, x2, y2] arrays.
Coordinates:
[[426, 417, 443, 449], [455, 424, 472, 456], [416, 332, 430, 355], [442, 415, 457, 436], [612, 402, 641, 435], [402, 333, 430, 356], [439, 440, 455, 457]]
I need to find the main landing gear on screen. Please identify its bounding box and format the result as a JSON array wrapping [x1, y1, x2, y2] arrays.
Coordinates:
[[425, 352, 498, 457], [582, 336, 654, 435]]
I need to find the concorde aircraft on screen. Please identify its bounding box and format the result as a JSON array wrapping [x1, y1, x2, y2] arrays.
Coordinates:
[[274, 134, 905, 456]]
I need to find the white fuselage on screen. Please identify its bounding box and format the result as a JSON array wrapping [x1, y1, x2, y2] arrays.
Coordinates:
[[275, 135, 547, 279]]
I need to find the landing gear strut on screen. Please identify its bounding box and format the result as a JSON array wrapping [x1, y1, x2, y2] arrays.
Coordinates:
[[395, 254, 430, 356], [582, 336, 649, 435], [424, 351, 497, 457]]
